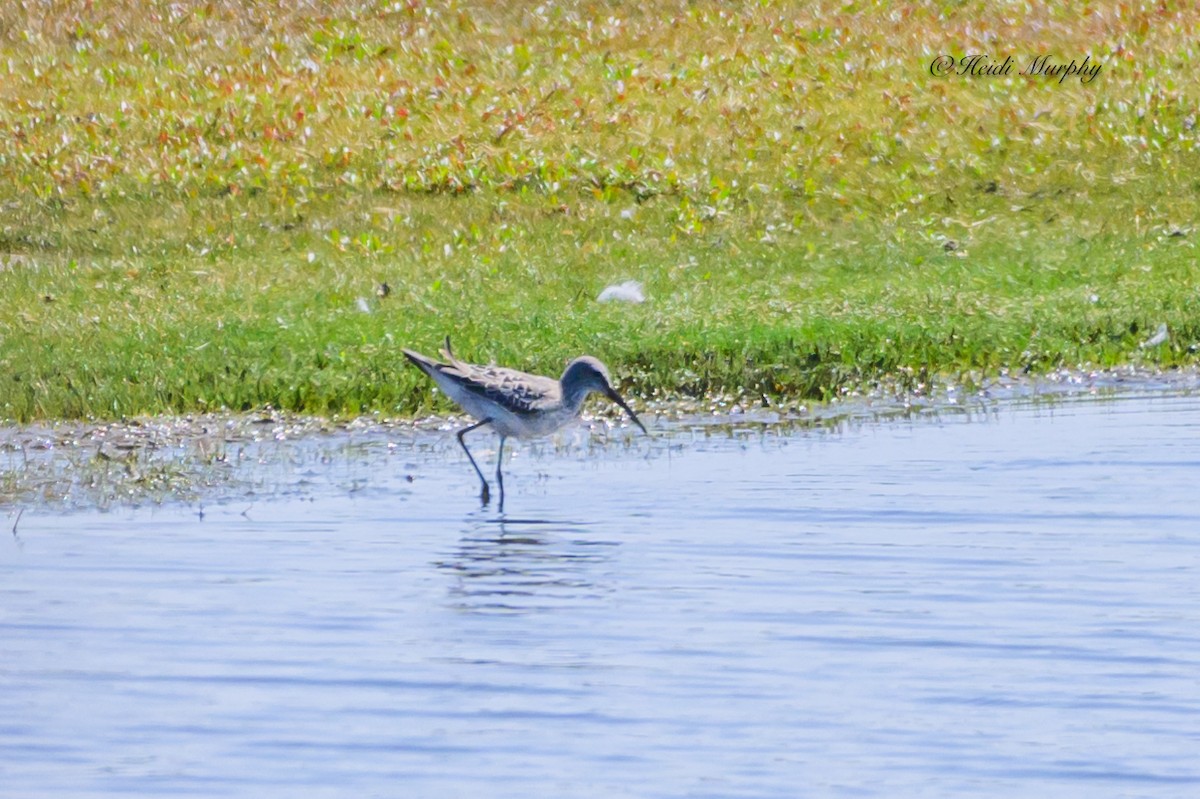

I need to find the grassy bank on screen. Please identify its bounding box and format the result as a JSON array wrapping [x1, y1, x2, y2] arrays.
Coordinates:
[[2, 1, 1199, 422]]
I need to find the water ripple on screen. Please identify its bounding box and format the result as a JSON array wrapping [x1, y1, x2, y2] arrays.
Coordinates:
[[3, 392, 1199, 797]]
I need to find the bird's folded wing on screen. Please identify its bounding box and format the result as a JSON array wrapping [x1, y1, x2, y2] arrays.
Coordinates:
[[451, 365, 559, 415]]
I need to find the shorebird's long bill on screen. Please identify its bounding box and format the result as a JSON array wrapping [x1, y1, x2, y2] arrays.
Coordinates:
[[605, 387, 648, 434]]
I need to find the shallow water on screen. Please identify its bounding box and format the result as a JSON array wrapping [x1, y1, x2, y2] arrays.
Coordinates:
[[2, 391, 1199, 798]]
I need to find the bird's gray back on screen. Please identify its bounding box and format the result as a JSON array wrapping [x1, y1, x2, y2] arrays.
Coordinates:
[[447, 363, 562, 416]]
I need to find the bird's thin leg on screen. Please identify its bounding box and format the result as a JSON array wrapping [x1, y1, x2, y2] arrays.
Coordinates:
[[495, 435, 506, 512], [456, 418, 493, 503]]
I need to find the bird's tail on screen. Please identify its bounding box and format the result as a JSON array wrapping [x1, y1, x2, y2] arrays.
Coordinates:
[[404, 336, 464, 375], [401, 348, 437, 377]]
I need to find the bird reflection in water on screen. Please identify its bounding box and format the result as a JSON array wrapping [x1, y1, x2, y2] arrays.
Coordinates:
[[436, 515, 619, 615]]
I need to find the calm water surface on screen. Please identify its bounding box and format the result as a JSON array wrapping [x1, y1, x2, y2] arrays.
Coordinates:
[[2, 391, 1199, 798]]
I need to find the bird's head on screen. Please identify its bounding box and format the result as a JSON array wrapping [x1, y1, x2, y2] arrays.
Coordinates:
[[561, 356, 647, 434]]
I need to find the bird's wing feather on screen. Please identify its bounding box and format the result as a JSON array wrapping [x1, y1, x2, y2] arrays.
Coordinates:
[[447, 363, 559, 415], [406, 340, 560, 416]]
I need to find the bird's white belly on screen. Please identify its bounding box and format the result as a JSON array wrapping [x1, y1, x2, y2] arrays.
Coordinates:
[[487, 402, 579, 439]]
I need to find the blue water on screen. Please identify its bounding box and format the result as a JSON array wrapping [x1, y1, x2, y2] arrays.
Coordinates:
[[2, 391, 1199, 797]]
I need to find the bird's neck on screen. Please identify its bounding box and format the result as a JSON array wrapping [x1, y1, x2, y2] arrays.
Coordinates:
[[561, 383, 594, 413]]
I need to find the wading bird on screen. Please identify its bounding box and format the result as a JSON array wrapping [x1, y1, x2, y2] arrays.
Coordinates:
[[403, 337, 647, 508]]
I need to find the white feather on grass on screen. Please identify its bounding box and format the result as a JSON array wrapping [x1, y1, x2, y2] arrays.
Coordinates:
[[1140, 323, 1168, 348], [597, 280, 645, 304]]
